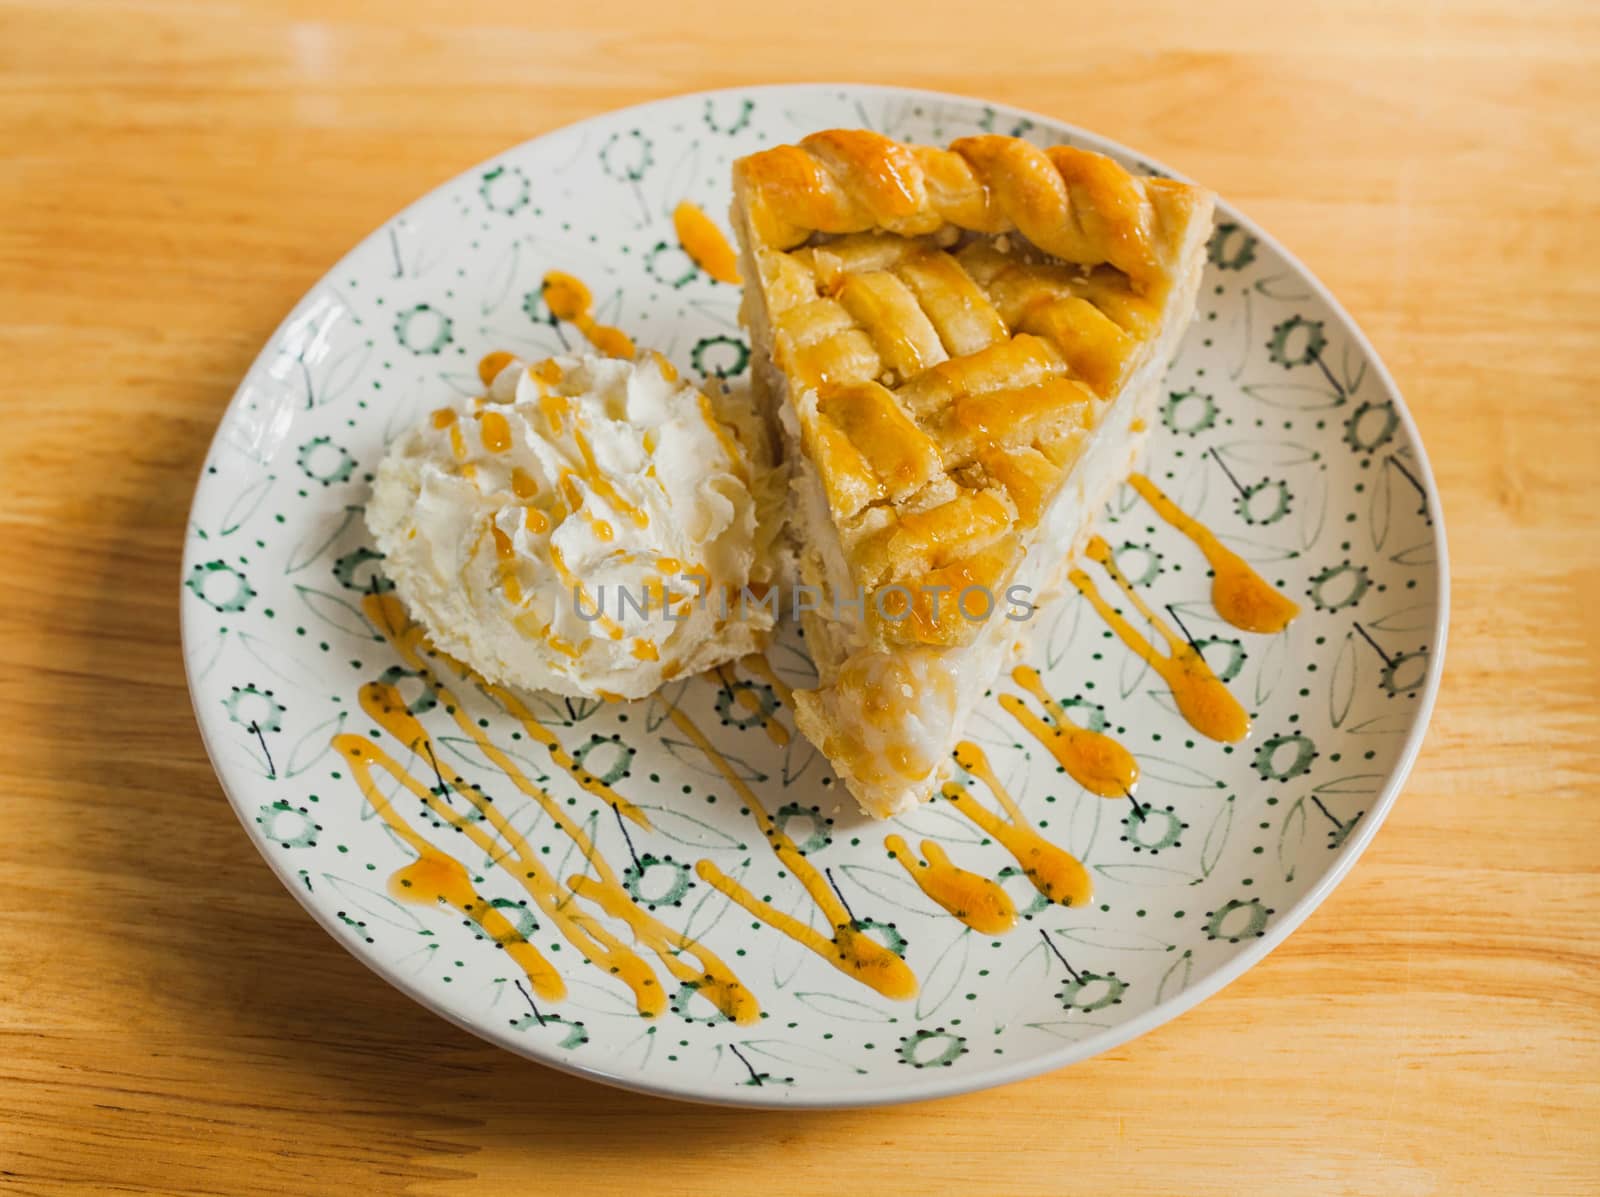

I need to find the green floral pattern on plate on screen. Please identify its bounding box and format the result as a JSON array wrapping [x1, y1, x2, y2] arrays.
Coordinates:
[[181, 85, 1446, 1107]]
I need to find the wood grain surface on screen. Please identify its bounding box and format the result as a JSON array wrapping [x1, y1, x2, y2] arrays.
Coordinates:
[[2, 1, 1597, 1192]]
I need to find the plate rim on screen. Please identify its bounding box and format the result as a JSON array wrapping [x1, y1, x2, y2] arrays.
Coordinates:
[[179, 81, 1451, 1109]]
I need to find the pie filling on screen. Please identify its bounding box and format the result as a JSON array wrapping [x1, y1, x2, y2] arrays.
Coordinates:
[[731, 129, 1216, 817]]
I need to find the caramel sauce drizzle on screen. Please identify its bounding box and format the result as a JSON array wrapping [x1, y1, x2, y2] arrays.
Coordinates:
[[1128, 473, 1300, 634], [542, 271, 636, 359], [547, 543, 623, 641], [333, 594, 758, 1023], [540, 392, 571, 437], [670, 702, 917, 1000], [647, 350, 679, 382], [884, 834, 1016, 934], [946, 742, 1093, 908], [332, 466, 1279, 1010], [490, 526, 522, 605], [697, 391, 748, 483], [673, 200, 742, 285], [532, 361, 573, 436], [478, 409, 512, 454], [1073, 535, 1251, 743], [738, 654, 795, 710], [715, 662, 789, 747], [510, 467, 538, 500], [339, 737, 566, 998], [477, 350, 516, 386], [1002, 665, 1139, 798], [570, 427, 650, 528]]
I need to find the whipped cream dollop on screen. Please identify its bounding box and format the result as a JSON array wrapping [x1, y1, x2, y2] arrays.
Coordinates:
[[367, 351, 782, 699]]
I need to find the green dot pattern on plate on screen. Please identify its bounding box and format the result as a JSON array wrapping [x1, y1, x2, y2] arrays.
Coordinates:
[[180, 86, 1441, 1107]]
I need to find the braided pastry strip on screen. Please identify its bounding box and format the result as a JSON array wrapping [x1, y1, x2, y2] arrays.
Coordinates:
[[733, 129, 1169, 284]]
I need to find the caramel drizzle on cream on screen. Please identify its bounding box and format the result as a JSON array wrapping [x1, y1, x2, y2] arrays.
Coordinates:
[[477, 350, 516, 386], [1072, 535, 1251, 743], [518, 275, 731, 524], [333, 594, 759, 1023], [673, 201, 742, 285], [569, 427, 650, 528], [669, 701, 917, 1000], [546, 543, 624, 641], [478, 409, 512, 454], [1128, 473, 1300, 634], [697, 391, 749, 484], [490, 526, 522, 605], [946, 742, 1093, 909], [542, 271, 636, 359]]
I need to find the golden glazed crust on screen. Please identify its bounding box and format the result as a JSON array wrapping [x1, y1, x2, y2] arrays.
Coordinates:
[[734, 130, 1196, 284], [733, 129, 1211, 653], [731, 129, 1215, 817]]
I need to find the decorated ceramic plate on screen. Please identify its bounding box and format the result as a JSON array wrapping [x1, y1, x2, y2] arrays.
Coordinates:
[[180, 84, 1447, 1107]]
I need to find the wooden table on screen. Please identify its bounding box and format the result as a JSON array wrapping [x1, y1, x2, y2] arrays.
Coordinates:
[[3, 1, 1597, 1192]]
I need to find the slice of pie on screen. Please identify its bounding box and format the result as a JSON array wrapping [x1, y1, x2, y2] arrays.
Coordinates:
[[730, 129, 1215, 818]]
